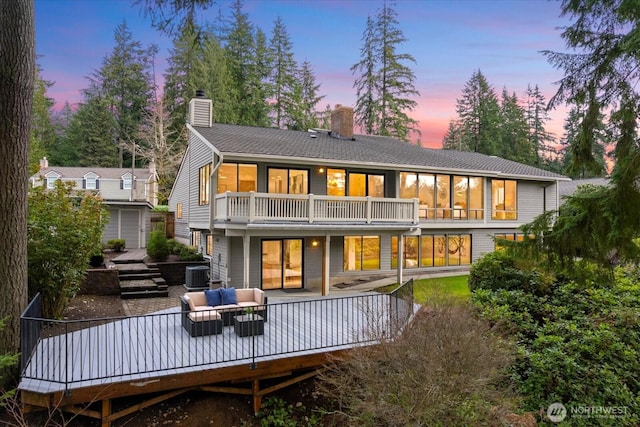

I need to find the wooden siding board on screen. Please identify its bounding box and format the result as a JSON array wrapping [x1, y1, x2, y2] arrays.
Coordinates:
[[188, 133, 213, 227]]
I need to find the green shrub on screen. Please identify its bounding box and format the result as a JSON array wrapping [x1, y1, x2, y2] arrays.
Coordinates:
[[147, 230, 169, 261], [179, 245, 204, 261], [166, 238, 181, 255], [107, 238, 125, 252], [472, 261, 640, 426]]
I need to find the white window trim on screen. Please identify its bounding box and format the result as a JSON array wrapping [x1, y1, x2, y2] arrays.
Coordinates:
[[84, 172, 98, 190], [122, 173, 132, 190]]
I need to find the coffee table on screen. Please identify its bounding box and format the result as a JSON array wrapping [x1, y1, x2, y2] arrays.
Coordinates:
[[233, 314, 264, 337]]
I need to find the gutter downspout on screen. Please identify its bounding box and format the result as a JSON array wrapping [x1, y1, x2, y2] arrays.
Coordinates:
[[209, 152, 223, 230]]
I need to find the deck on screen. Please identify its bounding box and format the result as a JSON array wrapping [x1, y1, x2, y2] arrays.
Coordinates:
[[19, 283, 415, 425]]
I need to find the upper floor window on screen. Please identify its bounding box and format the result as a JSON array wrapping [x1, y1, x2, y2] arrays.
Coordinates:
[[401, 172, 482, 220], [328, 169, 384, 197], [191, 231, 201, 248], [84, 172, 99, 190], [199, 163, 211, 205], [492, 179, 517, 220], [176, 203, 183, 219], [121, 173, 133, 190], [217, 163, 257, 193], [268, 168, 308, 194], [45, 172, 60, 189]]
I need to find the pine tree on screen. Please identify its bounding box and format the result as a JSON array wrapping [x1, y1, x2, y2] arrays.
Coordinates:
[[296, 60, 325, 130], [30, 66, 57, 173], [559, 104, 608, 178], [352, 15, 378, 135], [442, 120, 464, 150], [454, 69, 501, 155], [249, 27, 271, 128], [223, 0, 257, 126], [375, 2, 420, 141], [352, 4, 420, 142], [499, 88, 534, 164], [191, 32, 235, 124], [524, 84, 555, 166], [86, 21, 157, 167], [269, 16, 296, 128]]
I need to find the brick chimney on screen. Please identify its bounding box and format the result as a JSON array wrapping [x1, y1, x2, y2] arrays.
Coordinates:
[[330, 104, 354, 139], [188, 90, 213, 127]]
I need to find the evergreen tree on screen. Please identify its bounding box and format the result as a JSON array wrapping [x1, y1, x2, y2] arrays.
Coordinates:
[[559, 104, 608, 178], [539, 0, 640, 265], [453, 69, 501, 155], [351, 15, 378, 135], [48, 102, 77, 166], [223, 0, 257, 125], [269, 16, 296, 128], [248, 27, 271, 127], [86, 21, 157, 167], [64, 96, 119, 167], [296, 60, 325, 130], [375, 2, 420, 141], [442, 119, 464, 150], [163, 24, 202, 141], [137, 0, 214, 37], [524, 84, 555, 166], [352, 3, 420, 142], [191, 32, 235, 124], [30, 66, 57, 173], [499, 89, 534, 164]]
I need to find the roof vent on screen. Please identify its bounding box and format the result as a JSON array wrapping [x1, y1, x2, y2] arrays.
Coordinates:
[[308, 129, 318, 138], [195, 89, 205, 98]]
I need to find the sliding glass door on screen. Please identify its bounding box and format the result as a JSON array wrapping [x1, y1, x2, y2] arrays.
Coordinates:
[[261, 239, 303, 289]]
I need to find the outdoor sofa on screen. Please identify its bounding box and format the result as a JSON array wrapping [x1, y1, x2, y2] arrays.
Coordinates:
[[180, 287, 268, 336]]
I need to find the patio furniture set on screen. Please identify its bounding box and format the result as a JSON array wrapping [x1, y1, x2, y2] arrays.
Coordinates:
[[180, 287, 268, 337]]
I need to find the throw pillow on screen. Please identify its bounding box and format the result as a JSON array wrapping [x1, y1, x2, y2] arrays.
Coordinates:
[[204, 289, 222, 307], [220, 287, 238, 305]]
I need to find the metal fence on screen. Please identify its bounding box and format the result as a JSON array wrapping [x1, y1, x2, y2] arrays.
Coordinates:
[[20, 283, 415, 391]]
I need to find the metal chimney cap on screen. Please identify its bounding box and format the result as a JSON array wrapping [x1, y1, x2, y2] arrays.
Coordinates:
[[195, 89, 206, 98]]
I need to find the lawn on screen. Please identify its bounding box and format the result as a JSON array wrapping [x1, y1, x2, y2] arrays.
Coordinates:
[[413, 275, 470, 303], [379, 275, 470, 304]]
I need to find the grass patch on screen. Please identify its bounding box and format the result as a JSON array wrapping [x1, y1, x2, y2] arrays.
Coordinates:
[[378, 275, 470, 304]]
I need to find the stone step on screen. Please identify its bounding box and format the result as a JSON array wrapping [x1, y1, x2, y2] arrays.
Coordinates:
[[120, 289, 169, 299], [118, 271, 162, 281]]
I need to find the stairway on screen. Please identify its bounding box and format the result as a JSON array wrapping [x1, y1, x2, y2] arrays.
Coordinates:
[[113, 259, 168, 299]]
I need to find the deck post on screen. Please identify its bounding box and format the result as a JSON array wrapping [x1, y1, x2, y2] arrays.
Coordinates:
[[101, 398, 111, 427], [397, 234, 404, 284], [252, 379, 261, 415], [322, 235, 331, 296], [243, 233, 250, 288]]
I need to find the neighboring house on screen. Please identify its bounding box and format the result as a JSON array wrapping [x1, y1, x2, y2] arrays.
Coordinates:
[[31, 158, 159, 249], [558, 177, 609, 199], [168, 94, 569, 294]]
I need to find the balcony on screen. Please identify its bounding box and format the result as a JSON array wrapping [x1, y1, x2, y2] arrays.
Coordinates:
[[214, 192, 419, 225]]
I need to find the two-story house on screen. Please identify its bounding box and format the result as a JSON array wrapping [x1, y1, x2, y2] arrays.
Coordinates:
[[31, 159, 158, 249], [168, 93, 567, 294]]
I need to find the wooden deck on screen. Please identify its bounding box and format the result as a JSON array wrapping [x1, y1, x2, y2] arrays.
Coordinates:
[[20, 291, 415, 425]]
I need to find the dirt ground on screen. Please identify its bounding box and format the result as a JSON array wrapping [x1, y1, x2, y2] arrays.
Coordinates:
[[12, 279, 342, 426]]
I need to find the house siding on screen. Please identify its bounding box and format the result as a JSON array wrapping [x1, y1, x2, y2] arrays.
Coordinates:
[[517, 181, 546, 223], [168, 148, 192, 245], [188, 132, 213, 230], [103, 208, 119, 243]]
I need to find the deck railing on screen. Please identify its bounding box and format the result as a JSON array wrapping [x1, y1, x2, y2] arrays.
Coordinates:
[[215, 192, 419, 224], [20, 290, 415, 391]]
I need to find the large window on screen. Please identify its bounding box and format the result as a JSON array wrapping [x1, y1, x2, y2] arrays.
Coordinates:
[[494, 233, 528, 250], [206, 234, 213, 256], [392, 234, 471, 268], [492, 179, 517, 220], [327, 169, 346, 196], [262, 239, 303, 289], [329, 169, 384, 197], [217, 163, 257, 193], [199, 163, 211, 205], [344, 236, 380, 271], [269, 168, 308, 194]]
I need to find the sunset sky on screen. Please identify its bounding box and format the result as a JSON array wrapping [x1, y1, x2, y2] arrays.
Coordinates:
[[34, 0, 571, 148]]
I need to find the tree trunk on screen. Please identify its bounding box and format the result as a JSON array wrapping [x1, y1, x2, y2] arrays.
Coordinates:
[[0, 0, 34, 382]]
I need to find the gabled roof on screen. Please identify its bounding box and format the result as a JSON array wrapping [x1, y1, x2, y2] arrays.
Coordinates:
[[32, 167, 153, 181], [192, 124, 567, 181]]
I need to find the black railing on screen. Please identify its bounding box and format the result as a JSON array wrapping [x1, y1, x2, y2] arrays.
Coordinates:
[[20, 292, 415, 391], [20, 293, 43, 372], [389, 278, 415, 334]]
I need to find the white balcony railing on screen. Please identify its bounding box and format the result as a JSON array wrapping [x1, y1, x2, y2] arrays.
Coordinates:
[[214, 192, 419, 224]]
